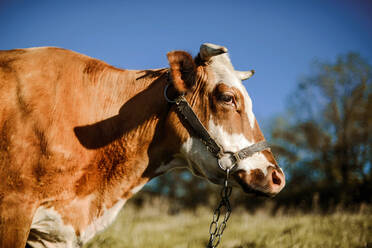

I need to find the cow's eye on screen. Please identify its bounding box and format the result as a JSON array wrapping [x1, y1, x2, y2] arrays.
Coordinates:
[[219, 93, 234, 105]]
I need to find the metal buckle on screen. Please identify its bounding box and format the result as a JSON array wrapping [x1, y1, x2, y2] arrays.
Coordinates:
[[232, 152, 241, 164]]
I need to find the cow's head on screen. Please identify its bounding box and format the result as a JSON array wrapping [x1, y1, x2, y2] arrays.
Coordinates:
[[166, 43, 285, 196]]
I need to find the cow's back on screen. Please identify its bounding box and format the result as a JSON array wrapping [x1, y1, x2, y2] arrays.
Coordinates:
[[0, 47, 112, 199]]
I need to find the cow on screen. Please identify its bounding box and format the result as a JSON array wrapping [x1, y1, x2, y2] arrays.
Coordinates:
[[0, 43, 285, 247]]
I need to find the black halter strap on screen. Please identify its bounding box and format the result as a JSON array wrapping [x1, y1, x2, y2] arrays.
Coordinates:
[[164, 83, 270, 172], [174, 95, 224, 158]]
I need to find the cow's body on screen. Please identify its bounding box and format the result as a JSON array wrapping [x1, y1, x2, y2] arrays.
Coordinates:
[[0, 47, 173, 247], [0, 45, 285, 247]]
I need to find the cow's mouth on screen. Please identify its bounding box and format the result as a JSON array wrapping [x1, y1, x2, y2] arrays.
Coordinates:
[[235, 177, 271, 197], [232, 170, 274, 198], [207, 170, 271, 197]]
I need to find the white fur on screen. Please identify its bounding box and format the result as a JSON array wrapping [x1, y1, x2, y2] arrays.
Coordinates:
[[208, 119, 254, 151], [28, 199, 127, 247], [179, 119, 273, 184], [209, 53, 256, 128], [28, 207, 80, 248], [79, 199, 126, 243], [180, 137, 224, 184], [208, 120, 271, 176], [178, 119, 273, 184], [130, 183, 146, 195]]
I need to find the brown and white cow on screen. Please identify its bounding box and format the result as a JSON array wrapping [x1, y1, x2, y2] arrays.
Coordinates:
[[0, 43, 285, 247]]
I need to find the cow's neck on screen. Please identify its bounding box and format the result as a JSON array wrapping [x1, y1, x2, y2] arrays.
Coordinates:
[[79, 68, 179, 206]]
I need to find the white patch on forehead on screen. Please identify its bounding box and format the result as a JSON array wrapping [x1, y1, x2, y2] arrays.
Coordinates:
[[28, 206, 80, 248], [80, 199, 126, 244], [208, 120, 270, 176], [209, 54, 256, 128]]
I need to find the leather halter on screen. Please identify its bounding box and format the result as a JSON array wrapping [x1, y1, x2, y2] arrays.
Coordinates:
[[164, 82, 270, 172]]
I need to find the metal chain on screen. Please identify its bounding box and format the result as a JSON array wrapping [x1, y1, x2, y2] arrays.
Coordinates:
[[206, 169, 233, 248]]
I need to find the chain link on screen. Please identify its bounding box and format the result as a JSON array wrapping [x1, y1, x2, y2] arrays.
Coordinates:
[[206, 169, 233, 248]]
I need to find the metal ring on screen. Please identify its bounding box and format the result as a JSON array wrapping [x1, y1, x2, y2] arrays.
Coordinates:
[[217, 158, 226, 171], [217, 151, 239, 172], [217, 156, 237, 172], [163, 84, 177, 103]]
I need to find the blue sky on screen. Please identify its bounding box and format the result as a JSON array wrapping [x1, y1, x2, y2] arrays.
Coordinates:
[[1, 0, 371, 123]]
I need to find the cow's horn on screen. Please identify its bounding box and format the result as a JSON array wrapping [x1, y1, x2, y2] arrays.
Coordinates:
[[200, 43, 228, 61], [236, 70, 255, 81]]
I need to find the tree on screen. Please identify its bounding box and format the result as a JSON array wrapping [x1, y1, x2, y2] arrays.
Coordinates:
[[271, 53, 372, 209]]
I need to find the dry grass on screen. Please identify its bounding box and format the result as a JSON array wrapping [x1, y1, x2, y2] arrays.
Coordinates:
[[84, 199, 372, 248]]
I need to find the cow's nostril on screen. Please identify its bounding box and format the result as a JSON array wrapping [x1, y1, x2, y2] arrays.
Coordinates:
[[272, 170, 281, 185]]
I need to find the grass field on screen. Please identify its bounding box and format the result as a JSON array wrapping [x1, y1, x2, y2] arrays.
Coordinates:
[[84, 200, 372, 248]]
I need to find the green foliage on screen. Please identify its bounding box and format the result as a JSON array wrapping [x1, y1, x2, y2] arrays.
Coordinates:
[[272, 52, 372, 209]]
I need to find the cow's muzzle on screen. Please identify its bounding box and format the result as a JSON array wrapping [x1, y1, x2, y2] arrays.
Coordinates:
[[234, 166, 285, 197]]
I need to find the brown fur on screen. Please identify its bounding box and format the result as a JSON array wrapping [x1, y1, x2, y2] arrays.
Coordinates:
[[209, 83, 267, 143], [167, 51, 196, 93]]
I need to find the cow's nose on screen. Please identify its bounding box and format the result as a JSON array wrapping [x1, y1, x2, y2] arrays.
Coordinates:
[[266, 166, 285, 195], [235, 167, 286, 196]]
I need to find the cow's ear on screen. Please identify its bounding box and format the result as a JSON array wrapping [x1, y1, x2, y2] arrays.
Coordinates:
[[167, 51, 197, 94]]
